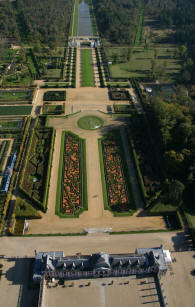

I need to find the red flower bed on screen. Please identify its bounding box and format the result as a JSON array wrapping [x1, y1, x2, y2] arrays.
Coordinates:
[[102, 133, 130, 211], [61, 133, 82, 214]]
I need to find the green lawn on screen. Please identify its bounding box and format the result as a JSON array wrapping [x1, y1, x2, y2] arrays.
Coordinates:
[[0, 120, 22, 128], [15, 197, 41, 219], [44, 69, 61, 79], [0, 106, 32, 116], [107, 47, 181, 81], [0, 90, 33, 101], [81, 49, 94, 87], [73, 0, 79, 36], [43, 82, 69, 88]]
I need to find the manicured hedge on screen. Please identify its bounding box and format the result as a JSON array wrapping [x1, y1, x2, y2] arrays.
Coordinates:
[[43, 91, 66, 101], [126, 127, 147, 205]]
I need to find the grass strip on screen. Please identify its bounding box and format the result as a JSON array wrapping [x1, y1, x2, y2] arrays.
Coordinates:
[[73, 0, 79, 36], [81, 49, 94, 87], [0, 106, 32, 116]]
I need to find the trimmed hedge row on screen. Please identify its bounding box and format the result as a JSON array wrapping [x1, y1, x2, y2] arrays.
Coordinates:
[[126, 127, 147, 206], [95, 48, 105, 87]]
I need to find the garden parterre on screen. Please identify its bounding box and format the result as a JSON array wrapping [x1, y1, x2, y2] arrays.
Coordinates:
[[20, 127, 55, 211], [101, 132, 131, 213], [61, 132, 83, 215]]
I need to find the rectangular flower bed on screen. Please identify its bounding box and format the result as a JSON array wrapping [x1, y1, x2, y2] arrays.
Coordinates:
[[99, 131, 135, 214], [56, 131, 87, 217]]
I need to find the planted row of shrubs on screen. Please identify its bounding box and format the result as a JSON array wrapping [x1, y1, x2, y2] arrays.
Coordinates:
[[99, 47, 110, 81], [95, 48, 105, 88], [71, 48, 77, 88]]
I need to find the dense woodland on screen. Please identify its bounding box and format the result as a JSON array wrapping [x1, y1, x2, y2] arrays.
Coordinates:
[[0, 1, 19, 40], [93, 0, 142, 44], [0, 0, 73, 45], [16, 0, 73, 44]]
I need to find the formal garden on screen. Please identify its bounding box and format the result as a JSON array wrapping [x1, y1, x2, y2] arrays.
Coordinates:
[[0, 89, 33, 104], [0, 48, 32, 87], [109, 90, 130, 101], [0, 117, 29, 234], [56, 131, 87, 217], [42, 103, 65, 115], [29, 47, 66, 80], [99, 131, 135, 215], [19, 126, 55, 212], [43, 91, 66, 101]]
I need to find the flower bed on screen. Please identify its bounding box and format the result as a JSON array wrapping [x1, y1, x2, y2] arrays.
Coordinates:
[[101, 132, 131, 212], [56, 131, 87, 217], [61, 133, 82, 214]]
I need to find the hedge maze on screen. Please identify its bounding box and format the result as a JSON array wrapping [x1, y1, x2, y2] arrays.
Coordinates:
[[56, 132, 87, 217], [20, 127, 55, 212], [100, 132, 133, 213]]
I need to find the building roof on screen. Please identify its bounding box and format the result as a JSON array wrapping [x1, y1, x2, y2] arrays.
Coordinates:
[[33, 247, 167, 283]]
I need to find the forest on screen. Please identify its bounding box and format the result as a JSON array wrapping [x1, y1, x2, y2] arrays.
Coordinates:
[[93, 0, 142, 44], [0, 0, 73, 45], [0, 1, 19, 40]]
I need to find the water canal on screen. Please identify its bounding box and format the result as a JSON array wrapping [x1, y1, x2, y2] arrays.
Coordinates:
[[78, 0, 92, 36]]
